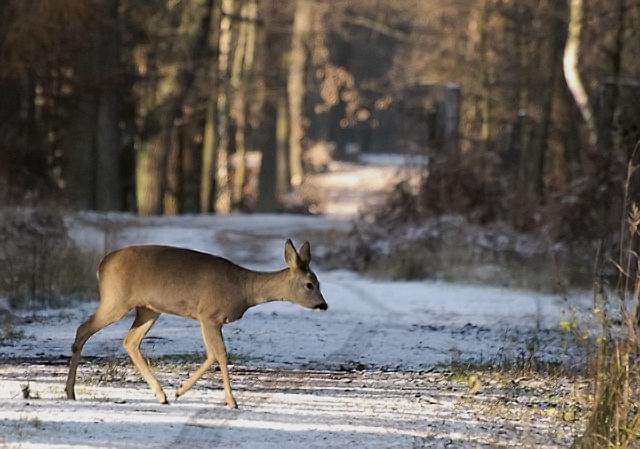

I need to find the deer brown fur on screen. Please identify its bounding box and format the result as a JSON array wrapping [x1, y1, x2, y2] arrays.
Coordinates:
[[65, 239, 327, 408]]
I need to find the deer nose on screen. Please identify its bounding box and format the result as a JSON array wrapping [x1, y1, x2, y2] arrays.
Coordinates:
[[313, 302, 328, 311]]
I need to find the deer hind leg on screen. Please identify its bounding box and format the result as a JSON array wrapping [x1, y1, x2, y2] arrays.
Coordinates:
[[123, 307, 166, 404], [176, 320, 237, 409], [66, 303, 130, 400]]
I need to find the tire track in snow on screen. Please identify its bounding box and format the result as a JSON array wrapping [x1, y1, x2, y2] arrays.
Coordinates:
[[323, 280, 401, 369]]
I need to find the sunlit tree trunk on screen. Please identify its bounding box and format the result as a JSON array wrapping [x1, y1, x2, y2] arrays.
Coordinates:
[[215, 0, 234, 214], [287, 0, 312, 188], [231, 0, 257, 209], [563, 0, 597, 150]]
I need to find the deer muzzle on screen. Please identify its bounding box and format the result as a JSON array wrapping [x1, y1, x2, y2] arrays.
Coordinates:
[[313, 301, 328, 311]]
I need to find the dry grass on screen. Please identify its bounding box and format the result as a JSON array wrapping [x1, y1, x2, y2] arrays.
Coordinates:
[[575, 144, 640, 448], [0, 206, 99, 309]]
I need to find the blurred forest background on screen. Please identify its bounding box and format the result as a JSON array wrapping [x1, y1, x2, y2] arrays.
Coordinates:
[[1, 0, 640, 241], [3, 3, 640, 444]]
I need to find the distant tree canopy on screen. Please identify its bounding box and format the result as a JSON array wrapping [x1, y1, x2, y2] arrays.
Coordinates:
[[1, 0, 639, 235]]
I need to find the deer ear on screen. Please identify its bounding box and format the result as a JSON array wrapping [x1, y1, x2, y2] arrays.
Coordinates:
[[298, 241, 311, 269], [284, 239, 301, 269]]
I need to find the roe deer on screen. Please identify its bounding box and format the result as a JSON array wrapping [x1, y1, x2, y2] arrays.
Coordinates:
[[65, 239, 327, 408]]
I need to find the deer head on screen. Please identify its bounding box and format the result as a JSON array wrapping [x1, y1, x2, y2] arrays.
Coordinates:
[[284, 239, 328, 311]]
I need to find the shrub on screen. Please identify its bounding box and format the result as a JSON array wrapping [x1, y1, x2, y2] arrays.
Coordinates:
[[0, 207, 98, 309]]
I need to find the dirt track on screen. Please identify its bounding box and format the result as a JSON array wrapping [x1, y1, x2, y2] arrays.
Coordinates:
[[0, 360, 585, 448]]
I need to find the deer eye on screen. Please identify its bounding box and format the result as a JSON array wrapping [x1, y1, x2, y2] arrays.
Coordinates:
[[305, 282, 314, 290]]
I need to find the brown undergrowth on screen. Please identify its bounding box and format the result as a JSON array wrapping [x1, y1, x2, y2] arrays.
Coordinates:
[[575, 145, 640, 448]]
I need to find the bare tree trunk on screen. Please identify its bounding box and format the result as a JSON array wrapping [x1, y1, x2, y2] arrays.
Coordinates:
[[563, 0, 598, 150], [231, 0, 256, 209], [256, 1, 287, 212], [201, 101, 217, 213], [215, 0, 235, 214], [537, 7, 566, 197], [276, 95, 290, 196], [139, 86, 181, 215], [200, 1, 222, 213], [181, 120, 201, 213], [139, 0, 215, 215], [478, 0, 491, 151], [287, 0, 312, 188], [598, 0, 626, 155], [163, 126, 182, 215], [256, 98, 278, 212]]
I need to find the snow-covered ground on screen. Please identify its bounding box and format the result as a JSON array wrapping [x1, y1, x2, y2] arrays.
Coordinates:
[[0, 364, 583, 449], [0, 212, 590, 448], [289, 158, 423, 216]]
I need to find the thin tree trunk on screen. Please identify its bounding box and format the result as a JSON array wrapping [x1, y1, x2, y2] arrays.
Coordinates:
[[287, 0, 312, 188], [200, 1, 222, 213], [215, 0, 235, 214], [599, 0, 626, 155], [139, 102, 181, 214], [231, 1, 251, 208], [536, 8, 566, 198], [163, 125, 182, 215], [563, 0, 598, 150], [181, 120, 201, 213], [478, 0, 491, 151], [276, 95, 290, 196], [256, 1, 286, 212], [201, 100, 218, 213], [232, 0, 257, 209]]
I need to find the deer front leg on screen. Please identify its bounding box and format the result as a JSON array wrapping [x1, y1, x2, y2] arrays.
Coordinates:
[[175, 321, 217, 399], [176, 320, 237, 409], [208, 323, 237, 409]]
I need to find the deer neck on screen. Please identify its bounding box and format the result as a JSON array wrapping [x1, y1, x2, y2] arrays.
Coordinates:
[[246, 269, 290, 307]]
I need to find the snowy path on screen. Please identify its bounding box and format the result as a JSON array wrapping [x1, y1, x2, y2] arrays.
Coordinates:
[[0, 364, 581, 448], [0, 271, 583, 369], [2, 212, 587, 369], [0, 212, 589, 448]]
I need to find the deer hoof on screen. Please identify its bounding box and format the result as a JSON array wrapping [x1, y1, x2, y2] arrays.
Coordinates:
[[156, 392, 169, 405]]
